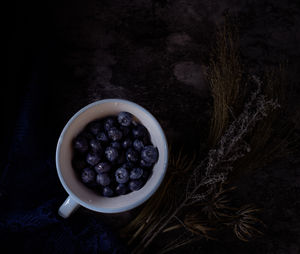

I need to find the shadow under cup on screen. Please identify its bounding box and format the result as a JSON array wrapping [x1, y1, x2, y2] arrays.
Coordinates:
[[56, 99, 168, 215]]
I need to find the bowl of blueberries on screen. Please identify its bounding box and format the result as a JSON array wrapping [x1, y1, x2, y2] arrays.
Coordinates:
[[56, 99, 168, 217]]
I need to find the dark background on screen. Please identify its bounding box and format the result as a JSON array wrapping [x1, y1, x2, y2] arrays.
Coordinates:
[[6, 0, 300, 253]]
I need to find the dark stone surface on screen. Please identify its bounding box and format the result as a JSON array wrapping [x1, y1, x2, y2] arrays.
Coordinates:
[[11, 0, 300, 253]]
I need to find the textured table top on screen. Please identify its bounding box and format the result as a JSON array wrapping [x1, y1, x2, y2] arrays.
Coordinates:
[[11, 0, 300, 253]]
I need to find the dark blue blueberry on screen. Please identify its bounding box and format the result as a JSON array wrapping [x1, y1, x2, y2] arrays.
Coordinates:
[[102, 186, 114, 197], [94, 162, 111, 174], [129, 179, 144, 191], [81, 168, 95, 184], [73, 136, 88, 153], [105, 147, 119, 162], [142, 169, 150, 180], [142, 134, 151, 146], [116, 151, 126, 165], [86, 152, 101, 166], [123, 162, 135, 170], [86, 181, 97, 188], [122, 138, 132, 149], [104, 117, 116, 132], [126, 148, 139, 163], [115, 184, 127, 195], [96, 132, 109, 143], [89, 139, 102, 151], [141, 146, 158, 164], [88, 121, 102, 135], [72, 158, 87, 170], [82, 131, 94, 140], [108, 127, 123, 141], [130, 167, 144, 180], [120, 126, 130, 137], [132, 124, 148, 139], [115, 167, 129, 184], [133, 139, 144, 152], [96, 173, 111, 186], [111, 141, 121, 150], [118, 112, 133, 127], [140, 159, 153, 168]]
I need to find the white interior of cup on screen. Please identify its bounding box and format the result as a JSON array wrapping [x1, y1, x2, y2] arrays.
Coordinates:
[[56, 99, 168, 213]]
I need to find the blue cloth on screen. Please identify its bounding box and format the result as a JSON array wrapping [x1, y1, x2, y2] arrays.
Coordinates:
[[1, 55, 128, 253]]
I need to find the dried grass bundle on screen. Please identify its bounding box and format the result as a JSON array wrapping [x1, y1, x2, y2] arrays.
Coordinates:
[[136, 80, 279, 252], [208, 20, 242, 146]]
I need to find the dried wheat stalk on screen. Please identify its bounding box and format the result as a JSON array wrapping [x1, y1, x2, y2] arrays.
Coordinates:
[[137, 77, 279, 251], [208, 21, 242, 146]]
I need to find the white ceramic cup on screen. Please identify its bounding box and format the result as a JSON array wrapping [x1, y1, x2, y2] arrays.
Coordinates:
[[56, 99, 168, 218]]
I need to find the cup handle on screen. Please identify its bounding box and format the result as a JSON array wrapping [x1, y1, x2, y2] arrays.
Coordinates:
[[58, 196, 80, 218]]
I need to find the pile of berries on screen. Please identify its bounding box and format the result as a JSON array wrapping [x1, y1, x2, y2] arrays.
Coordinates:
[[72, 112, 159, 197]]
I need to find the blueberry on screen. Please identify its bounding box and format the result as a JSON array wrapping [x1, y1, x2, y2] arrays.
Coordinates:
[[122, 138, 132, 149], [102, 186, 114, 197], [72, 158, 87, 170], [120, 126, 130, 137], [140, 159, 153, 168], [88, 121, 102, 135], [141, 146, 158, 164], [115, 167, 129, 183], [118, 112, 133, 127], [116, 151, 126, 165], [129, 179, 144, 191], [108, 127, 123, 141], [81, 168, 95, 184], [130, 167, 144, 180], [123, 162, 135, 170], [115, 184, 127, 195], [126, 148, 139, 163], [105, 147, 119, 162], [104, 117, 116, 132], [73, 136, 88, 153], [142, 134, 151, 146], [132, 124, 148, 139], [142, 169, 150, 180], [86, 152, 101, 166], [111, 141, 121, 150], [96, 132, 109, 143], [89, 139, 102, 151], [96, 173, 111, 186], [94, 162, 111, 174], [133, 139, 144, 152], [82, 131, 94, 140]]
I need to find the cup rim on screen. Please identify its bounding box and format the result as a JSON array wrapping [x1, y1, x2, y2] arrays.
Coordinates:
[[56, 98, 168, 213]]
